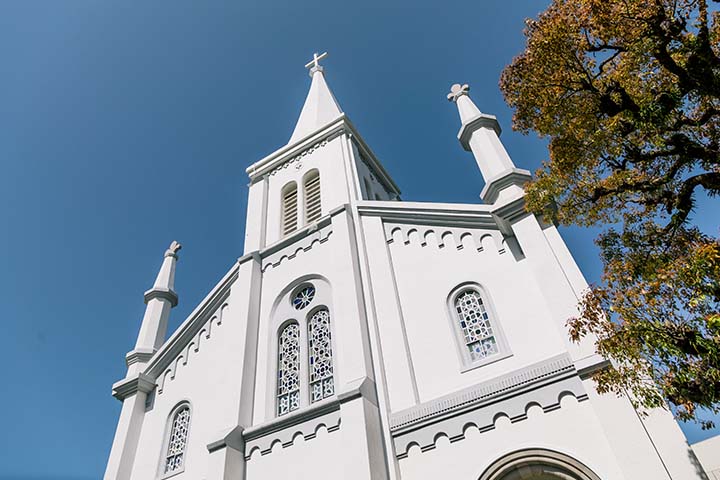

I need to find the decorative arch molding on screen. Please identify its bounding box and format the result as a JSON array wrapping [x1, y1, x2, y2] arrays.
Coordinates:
[[391, 354, 589, 458], [157, 301, 229, 395], [384, 223, 506, 255], [479, 448, 602, 480], [261, 221, 333, 272]]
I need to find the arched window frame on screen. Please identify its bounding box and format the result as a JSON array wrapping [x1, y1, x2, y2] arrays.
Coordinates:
[[478, 448, 602, 480], [281, 181, 299, 236], [303, 169, 322, 224], [158, 401, 192, 479], [447, 282, 511, 372], [306, 305, 335, 403], [267, 277, 337, 419]]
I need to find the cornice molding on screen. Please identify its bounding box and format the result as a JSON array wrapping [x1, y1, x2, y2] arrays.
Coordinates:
[[491, 197, 531, 236], [390, 354, 574, 432], [257, 207, 340, 272], [357, 200, 496, 228], [112, 373, 155, 401], [143, 287, 178, 307], [244, 397, 342, 460], [125, 348, 154, 367], [268, 139, 329, 177], [244, 114, 401, 195], [389, 354, 589, 458], [246, 116, 347, 181], [242, 377, 376, 460]]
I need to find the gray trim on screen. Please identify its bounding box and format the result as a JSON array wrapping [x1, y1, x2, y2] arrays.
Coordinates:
[[358, 201, 497, 228], [112, 373, 155, 400], [125, 349, 154, 367], [480, 168, 532, 204], [390, 354, 589, 458], [143, 287, 179, 307], [458, 114, 502, 151]]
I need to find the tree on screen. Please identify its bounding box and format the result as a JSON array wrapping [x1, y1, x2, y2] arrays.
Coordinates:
[[500, 0, 720, 427]]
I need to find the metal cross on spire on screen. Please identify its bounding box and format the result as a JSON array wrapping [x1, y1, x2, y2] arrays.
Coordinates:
[[305, 51, 328, 76]]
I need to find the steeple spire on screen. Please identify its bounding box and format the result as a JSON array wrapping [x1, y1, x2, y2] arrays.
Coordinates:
[[448, 83, 531, 203], [127, 241, 181, 374], [288, 52, 343, 144]]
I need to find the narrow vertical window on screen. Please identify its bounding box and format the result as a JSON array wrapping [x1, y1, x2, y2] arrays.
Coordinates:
[[282, 182, 298, 236], [164, 405, 190, 475], [308, 308, 334, 402], [304, 170, 321, 223], [455, 290, 498, 361], [277, 322, 301, 416]]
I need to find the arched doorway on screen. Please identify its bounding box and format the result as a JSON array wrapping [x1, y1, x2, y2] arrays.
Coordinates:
[[479, 448, 602, 480]]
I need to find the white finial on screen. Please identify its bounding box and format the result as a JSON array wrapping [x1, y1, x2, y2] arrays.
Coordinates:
[[447, 83, 470, 102], [305, 51, 329, 76], [164, 240, 182, 258]]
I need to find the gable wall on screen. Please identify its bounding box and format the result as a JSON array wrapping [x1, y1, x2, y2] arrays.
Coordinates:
[[361, 216, 568, 410]]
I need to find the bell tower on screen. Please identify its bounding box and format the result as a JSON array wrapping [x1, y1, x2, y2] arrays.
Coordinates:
[[243, 53, 400, 253]]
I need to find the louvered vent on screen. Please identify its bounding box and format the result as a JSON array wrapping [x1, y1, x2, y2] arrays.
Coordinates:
[[304, 171, 322, 223], [282, 183, 298, 236]]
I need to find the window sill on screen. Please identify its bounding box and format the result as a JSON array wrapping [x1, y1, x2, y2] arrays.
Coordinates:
[[160, 467, 185, 480], [460, 351, 513, 373]]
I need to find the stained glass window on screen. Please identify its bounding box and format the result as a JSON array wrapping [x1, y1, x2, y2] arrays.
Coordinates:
[[277, 322, 301, 416], [454, 290, 498, 361], [164, 405, 190, 474], [308, 309, 334, 403], [293, 285, 315, 310]]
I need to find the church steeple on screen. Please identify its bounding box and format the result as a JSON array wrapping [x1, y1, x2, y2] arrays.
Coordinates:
[[243, 53, 400, 253], [288, 52, 343, 144], [448, 83, 531, 203]]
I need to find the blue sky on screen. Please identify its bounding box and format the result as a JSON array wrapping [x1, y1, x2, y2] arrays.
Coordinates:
[[0, 1, 717, 478]]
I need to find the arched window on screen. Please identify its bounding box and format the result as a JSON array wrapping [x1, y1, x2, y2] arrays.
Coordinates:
[[455, 289, 498, 360], [479, 448, 602, 480], [303, 170, 321, 223], [163, 403, 191, 476], [281, 182, 298, 236], [449, 285, 510, 369], [277, 322, 301, 416], [308, 308, 334, 403]]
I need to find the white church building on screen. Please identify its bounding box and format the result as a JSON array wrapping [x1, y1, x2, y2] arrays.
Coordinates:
[[104, 54, 707, 480]]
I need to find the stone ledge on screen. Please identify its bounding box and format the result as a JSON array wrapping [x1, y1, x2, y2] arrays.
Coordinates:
[[112, 373, 155, 401], [143, 287, 178, 307]]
